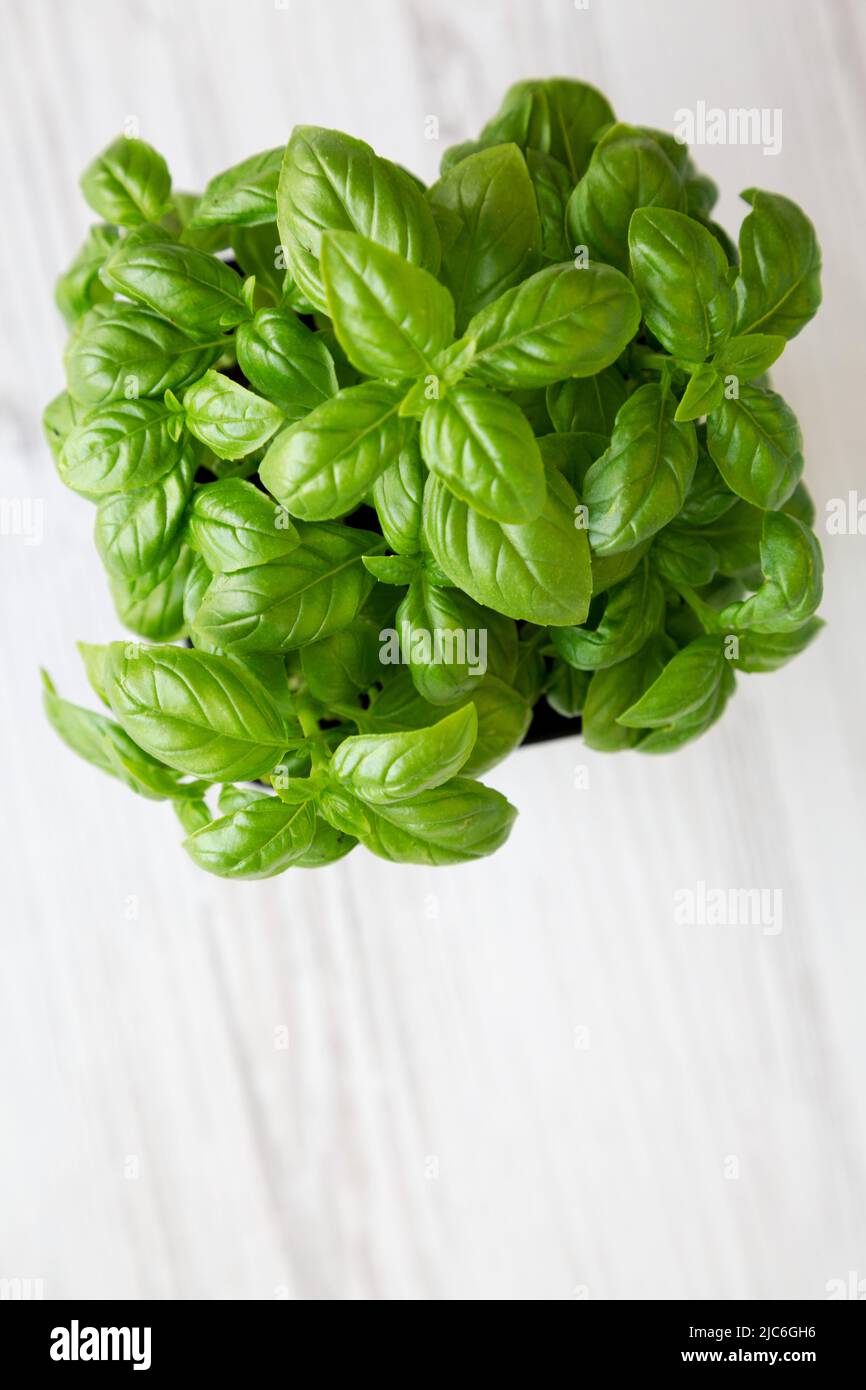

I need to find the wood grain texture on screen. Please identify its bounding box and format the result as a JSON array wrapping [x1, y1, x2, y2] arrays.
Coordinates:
[[0, 0, 864, 1299]]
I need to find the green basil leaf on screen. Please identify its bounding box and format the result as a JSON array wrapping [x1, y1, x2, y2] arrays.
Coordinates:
[[462, 676, 531, 774], [331, 704, 477, 805], [674, 364, 725, 423], [43, 669, 200, 800], [105, 641, 291, 779], [355, 776, 517, 865], [371, 439, 426, 554], [294, 816, 357, 868], [189, 147, 283, 228], [733, 189, 822, 340], [427, 144, 542, 332], [566, 124, 687, 273], [712, 332, 786, 378], [537, 432, 599, 494], [321, 230, 455, 380], [393, 577, 511, 706], [109, 541, 194, 640], [235, 307, 338, 419], [183, 796, 316, 879], [277, 125, 440, 313], [420, 382, 545, 523], [629, 206, 735, 359], [545, 662, 590, 719], [65, 304, 224, 406], [101, 239, 249, 340], [618, 635, 735, 751], [186, 477, 299, 571], [43, 390, 84, 461], [653, 526, 718, 588], [55, 225, 119, 327], [546, 366, 628, 436], [259, 381, 410, 520], [526, 149, 572, 261], [362, 554, 419, 585], [299, 616, 381, 705], [732, 617, 823, 673], [706, 383, 803, 510], [423, 464, 591, 625], [550, 559, 665, 670], [590, 537, 653, 595], [583, 382, 697, 554], [466, 262, 640, 389], [479, 78, 614, 181], [680, 498, 764, 577], [678, 442, 737, 525], [229, 222, 285, 298], [59, 398, 186, 497], [718, 512, 823, 633], [193, 521, 380, 652], [80, 136, 171, 226], [183, 370, 284, 459], [95, 448, 195, 579], [77, 641, 111, 706], [582, 634, 676, 751]]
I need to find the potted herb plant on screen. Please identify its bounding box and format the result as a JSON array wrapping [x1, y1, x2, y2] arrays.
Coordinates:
[[43, 78, 824, 877]]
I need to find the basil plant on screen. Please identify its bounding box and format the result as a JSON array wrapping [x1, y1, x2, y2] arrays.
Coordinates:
[[43, 79, 824, 877]]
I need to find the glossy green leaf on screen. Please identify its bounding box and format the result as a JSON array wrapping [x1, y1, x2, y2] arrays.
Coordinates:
[[546, 366, 628, 436], [59, 398, 186, 497], [183, 796, 316, 878], [260, 381, 410, 520], [235, 307, 338, 419], [332, 704, 477, 805], [80, 136, 171, 226], [466, 262, 640, 389], [109, 542, 194, 640], [428, 144, 541, 331], [733, 189, 822, 340], [706, 383, 803, 510], [551, 559, 665, 670], [718, 512, 823, 633], [42, 669, 201, 800], [674, 363, 725, 423], [105, 641, 291, 780], [618, 634, 735, 752], [186, 477, 299, 571], [478, 78, 614, 181], [277, 125, 440, 313], [65, 303, 224, 406], [629, 206, 735, 359], [566, 124, 687, 273], [101, 239, 249, 340], [189, 147, 283, 228], [55, 225, 119, 327], [583, 382, 697, 554], [420, 383, 545, 523], [321, 230, 455, 380], [353, 776, 517, 865], [423, 465, 591, 625], [299, 616, 381, 705], [183, 370, 284, 460], [371, 439, 426, 554], [526, 149, 572, 261], [192, 521, 380, 652], [582, 634, 676, 751], [95, 449, 195, 579]]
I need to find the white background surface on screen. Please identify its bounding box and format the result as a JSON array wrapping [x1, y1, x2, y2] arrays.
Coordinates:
[[1, 0, 864, 1300]]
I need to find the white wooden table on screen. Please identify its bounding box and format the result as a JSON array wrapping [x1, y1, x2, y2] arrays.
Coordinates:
[[1, 0, 864, 1299]]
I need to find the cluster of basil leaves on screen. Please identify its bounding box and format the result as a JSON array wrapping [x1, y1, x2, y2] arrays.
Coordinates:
[[42, 78, 824, 879]]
